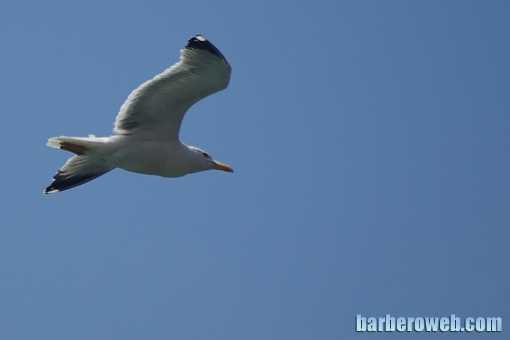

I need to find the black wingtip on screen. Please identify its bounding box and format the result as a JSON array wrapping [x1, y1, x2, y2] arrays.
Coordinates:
[[43, 168, 113, 195], [185, 34, 226, 60], [44, 186, 59, 194]]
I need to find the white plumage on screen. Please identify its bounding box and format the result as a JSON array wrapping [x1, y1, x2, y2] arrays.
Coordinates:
[[44, 35, 233, 194]]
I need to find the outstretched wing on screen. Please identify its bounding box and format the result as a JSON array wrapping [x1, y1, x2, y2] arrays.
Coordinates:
[[113, 35, 231, 141], [44, 155, 114, 194]]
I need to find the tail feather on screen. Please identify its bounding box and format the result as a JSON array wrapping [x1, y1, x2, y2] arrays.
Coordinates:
[[44, 155, 114, 194], [47, 135, 109, 152]]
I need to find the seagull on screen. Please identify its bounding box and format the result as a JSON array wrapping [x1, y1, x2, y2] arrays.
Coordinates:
[[44, 35, 233, 194]]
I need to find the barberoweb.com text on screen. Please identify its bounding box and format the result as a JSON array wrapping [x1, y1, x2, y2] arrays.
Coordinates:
[[356, 314, 501, 333]]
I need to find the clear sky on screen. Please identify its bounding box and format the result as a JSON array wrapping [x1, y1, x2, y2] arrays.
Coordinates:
[[1, 1, 509, 339]]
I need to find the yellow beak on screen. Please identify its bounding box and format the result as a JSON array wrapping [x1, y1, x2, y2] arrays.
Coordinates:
[[212, 161, 234, 173]]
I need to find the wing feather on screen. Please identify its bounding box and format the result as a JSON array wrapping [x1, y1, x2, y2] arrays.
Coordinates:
[[44, 155, 114, 194], [113, 35, 231, 140]]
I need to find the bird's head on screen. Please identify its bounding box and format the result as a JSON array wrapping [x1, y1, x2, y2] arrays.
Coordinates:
[[188, 146, 233, 173]]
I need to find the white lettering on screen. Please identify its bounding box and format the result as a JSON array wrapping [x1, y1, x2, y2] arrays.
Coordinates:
[[476, 317, 485, 332], [450, 314, 461, 332], [486, 317, 502, 332], [356, 314, 366, 332], [367, 317, 377, 332], [465, 317, 475, 332], [425, 317, 439, 332], [396, 317, 406, 332], [407, 317, 414, 332], [355, 314, 502, 333], [385, 314, 395, 331], [440, 317, 449, 332], [414, 317, 424, 332], [378, 317, 385, 331]]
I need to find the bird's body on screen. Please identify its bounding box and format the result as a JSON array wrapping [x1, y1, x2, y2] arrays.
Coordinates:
[[44, 35, 233, 194]]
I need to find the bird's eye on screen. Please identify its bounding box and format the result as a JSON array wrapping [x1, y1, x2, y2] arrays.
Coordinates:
[[202, 152, 210, 158]]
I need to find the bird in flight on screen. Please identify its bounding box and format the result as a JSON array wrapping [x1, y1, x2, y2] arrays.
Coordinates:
[[44, 35, 233, 194]]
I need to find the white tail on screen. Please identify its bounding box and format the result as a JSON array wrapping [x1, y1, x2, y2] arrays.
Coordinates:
[[47, 135, 110, 154], [44, 136, 115, 194]]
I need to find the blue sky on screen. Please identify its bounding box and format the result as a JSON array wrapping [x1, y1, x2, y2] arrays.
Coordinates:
[[1, 1, 509, 339]]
